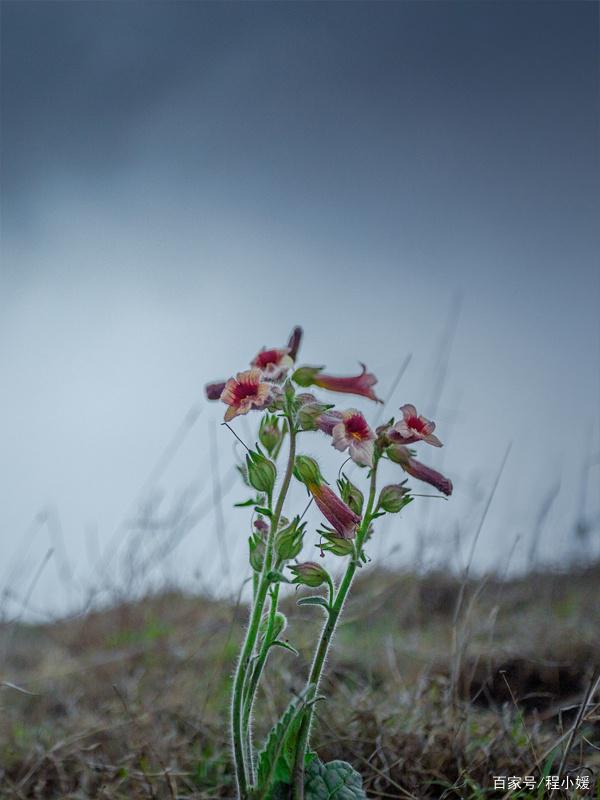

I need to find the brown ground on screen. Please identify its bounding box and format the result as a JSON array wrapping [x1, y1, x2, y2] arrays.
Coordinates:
[[1, 565, 599, 799]]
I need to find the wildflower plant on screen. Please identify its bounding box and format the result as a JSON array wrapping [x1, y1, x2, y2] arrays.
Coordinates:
[[205, 327, 453, 800]]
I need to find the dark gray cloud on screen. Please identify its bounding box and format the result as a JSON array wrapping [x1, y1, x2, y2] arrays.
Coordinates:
[[3, 1, 598, 251]]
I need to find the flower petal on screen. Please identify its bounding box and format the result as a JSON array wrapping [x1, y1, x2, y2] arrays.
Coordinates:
[[349, 439, 374, 467], [331, 422, 351, 452], [400, 403, 418, 420]]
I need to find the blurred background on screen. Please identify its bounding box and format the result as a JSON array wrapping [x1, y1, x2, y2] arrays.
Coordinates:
[[2, 0, 598, 620]]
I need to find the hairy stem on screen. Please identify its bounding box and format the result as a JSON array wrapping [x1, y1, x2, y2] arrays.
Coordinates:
[[292, 463, 379, 799], [231, 421, 297, 799], [241, 580, 281, 755]]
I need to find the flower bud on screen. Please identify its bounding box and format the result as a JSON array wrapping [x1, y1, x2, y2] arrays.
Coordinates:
[[275, 517, 305, 561], [378, 483, 411, 513], [318, 530, 354, 557], [297, 402, 333, 431], [259, 611, 287, 640], [287, 326, 303, 362], [337, 474, 364, 515], [289, 561, 330, 588], [259, 414, 283, 456], [386, 444, 412, 466], [246, 450, 277, 495], [254, 518, 269, 534], [292, 365, 324, 387], [293, 455, 323, 487], [248, 532, 266, 572], [267, 385, 286, 411], [297, 392, 318, 405], [272, 611, 287, 638]]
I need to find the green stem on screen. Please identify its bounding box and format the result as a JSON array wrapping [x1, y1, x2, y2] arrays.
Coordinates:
[[242, 580, 281, 755], [231, 421, 297, 799], [292, 464, 379, 799]]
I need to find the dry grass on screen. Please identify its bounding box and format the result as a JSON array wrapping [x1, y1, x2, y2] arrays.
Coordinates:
[[1, 565, 599, 799]]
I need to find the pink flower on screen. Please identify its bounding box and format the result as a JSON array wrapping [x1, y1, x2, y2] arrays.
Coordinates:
[[331, 409, 375, 467], [390, 404, 442, 447], [315, 364, 381, 402], [307, 482, 361, 539], [294, 363, 382, 403], [387, 444, 452, 496], [251, 348, 294, 380], [205, 327, 302, 402], [220, 369, 271, 422]]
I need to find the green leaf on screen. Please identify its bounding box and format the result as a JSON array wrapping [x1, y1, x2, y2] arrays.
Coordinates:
[[255, 688, 312, 798], [234, 497, 262, 508], [269, 640, 299, 656], [304, 759, 367, 800], [255, 506, 273, 517], [297, 596, 330, 612]]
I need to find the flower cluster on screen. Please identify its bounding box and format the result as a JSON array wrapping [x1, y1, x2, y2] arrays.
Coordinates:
[[204, 326, 453, 800]]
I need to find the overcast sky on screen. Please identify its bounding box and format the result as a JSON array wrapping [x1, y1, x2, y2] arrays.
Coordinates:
[[1, 1, 599, 618]]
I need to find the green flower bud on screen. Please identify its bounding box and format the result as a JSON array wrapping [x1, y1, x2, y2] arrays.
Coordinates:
[[248, 532, 266, 572], [246, 449, 277, 495], [289, 561, 330, 588], [378, 483, 411, 513], [297, 401, 333, 431], [259, 611, 287, 640], [259, 414, 283, 456], [318, 530, 354, 557], [293, 455, 323, 487], [292, 365, 324, 387], [386, 444, 412, 466], [275, 517, 305, 561], [337, 474, 364, 515]]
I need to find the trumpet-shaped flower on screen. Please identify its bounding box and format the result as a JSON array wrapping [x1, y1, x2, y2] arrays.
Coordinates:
[[309, 482, 361, 539], [294, 455, 361, 538], [390, 404, 442, 447], [220, 369, 271, 422], [331, 410, 375, 467], [293, 363, 382, 403], [251, 348, 294, 380], [387, 444, 453, 496]]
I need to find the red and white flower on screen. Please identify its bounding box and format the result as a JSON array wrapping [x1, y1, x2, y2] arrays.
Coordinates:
[[390, 404, 442, 447], [331, 409, 375, 467], [294, 363, 382, 403], [220, 369, 271, 422], [251, 348, 294, 380]]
